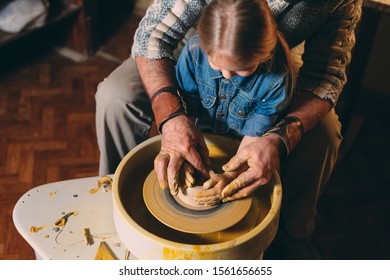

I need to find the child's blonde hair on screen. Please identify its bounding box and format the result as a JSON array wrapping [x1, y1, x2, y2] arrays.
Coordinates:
[[198, 0, 295, 92]]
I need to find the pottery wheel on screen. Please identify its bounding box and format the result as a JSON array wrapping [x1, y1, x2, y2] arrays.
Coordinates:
[[143, 170, 252, 234]]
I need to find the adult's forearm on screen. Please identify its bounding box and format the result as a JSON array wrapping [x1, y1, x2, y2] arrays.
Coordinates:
[[264, 90, 333, 156], [284, 90, 332, 154], [135, 56, 177, 97], [135, 56, 187, 132], [288, 90, 332, 133]]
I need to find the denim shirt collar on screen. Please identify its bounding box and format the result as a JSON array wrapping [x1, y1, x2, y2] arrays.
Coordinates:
[[207, 64, 261, 93]]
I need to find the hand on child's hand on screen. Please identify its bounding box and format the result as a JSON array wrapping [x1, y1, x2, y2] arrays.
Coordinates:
[[195, 169, 242, 206]]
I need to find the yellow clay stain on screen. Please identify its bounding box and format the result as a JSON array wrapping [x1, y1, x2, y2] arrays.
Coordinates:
[[30, 226, 44, 233], [44, 235, 49, 238], [162, 248, 192, 260], [162, 245, 215, 260], [54, 211, 77, 226], [91, 175, 113, 194], [55, 218, 66, 227], [89, 187, 100, 194], [49, 191, 57, 197]]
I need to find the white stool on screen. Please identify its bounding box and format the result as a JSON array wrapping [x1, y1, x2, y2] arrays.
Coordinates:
[[13, 176, 135, 260]]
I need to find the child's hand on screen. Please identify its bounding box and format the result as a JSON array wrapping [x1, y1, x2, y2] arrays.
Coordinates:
[[195, 169, 242, 206]]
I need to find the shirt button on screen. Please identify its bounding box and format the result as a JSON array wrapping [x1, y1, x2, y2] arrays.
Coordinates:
[[217, 111, 224, 117], [220, 95, 227, 100], [238, 111, 243, 116]]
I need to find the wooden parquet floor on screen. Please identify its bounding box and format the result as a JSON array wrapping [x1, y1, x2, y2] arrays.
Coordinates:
[[0, 13, 140, 260], [1, 11, 389, 260], [0, 56, 110, 259]]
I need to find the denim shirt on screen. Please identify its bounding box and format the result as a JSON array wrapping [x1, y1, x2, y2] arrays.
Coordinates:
[[176, 35, 291, 137]]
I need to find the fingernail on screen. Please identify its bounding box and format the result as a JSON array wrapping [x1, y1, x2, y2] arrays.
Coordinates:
[[222, 197, 232, 203]]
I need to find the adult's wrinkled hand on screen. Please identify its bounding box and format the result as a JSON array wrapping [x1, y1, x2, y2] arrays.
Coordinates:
[[196, 134, 282, 204], [154, 115, 211, 195]]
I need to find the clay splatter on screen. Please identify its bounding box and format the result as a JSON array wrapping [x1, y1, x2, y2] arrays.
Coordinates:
[[90, 176, 113, 194], [30, 226, 44, 233]]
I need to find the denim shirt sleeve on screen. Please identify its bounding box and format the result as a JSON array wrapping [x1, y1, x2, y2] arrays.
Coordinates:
[[240, 73, 291, 136]]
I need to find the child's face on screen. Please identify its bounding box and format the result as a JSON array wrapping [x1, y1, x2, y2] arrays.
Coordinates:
[[208, 55, 259, 79]]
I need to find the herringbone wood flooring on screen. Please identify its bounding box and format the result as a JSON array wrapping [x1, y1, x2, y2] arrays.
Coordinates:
[[1, 11, 389, 260], [0, 56, 114, 259], [0, 12, 140, 260]]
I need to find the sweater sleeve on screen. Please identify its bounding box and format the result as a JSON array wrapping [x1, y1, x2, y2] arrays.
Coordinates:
[[131, 0, 207, 60], [299, 0, 362, 105], [278, 0, 363, 105]]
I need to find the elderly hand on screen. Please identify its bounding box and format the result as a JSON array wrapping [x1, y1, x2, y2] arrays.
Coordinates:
[[196, 134, 283, 203], [154, 115, 211, 195]]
